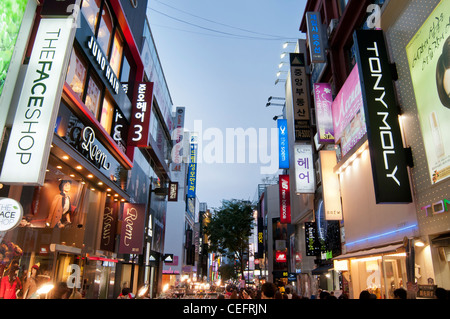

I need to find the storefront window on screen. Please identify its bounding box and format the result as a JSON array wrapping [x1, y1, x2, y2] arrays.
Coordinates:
[[97, 2, 114, 57], [81, 0, 101, 34], [66, 49, 87, 99], [85, 75, 103, 118], [100, 93, 115, 134], [110, 31, 124, 77]]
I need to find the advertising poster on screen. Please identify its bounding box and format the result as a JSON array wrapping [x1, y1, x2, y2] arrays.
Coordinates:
[[313, 83, 335, 143], [406, 0, 450, 184]]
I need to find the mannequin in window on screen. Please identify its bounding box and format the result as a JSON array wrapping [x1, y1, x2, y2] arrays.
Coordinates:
[[46, 180, 72, 228], [0, 260, 22, 299], [22, 264, 39, 299]]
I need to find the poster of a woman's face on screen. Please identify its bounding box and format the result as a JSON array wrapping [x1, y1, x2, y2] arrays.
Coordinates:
[[436, 35, 450, 108]]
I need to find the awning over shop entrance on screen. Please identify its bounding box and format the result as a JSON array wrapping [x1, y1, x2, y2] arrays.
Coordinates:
[[311, 264, 333, 275], [333, 243, 404, 260]]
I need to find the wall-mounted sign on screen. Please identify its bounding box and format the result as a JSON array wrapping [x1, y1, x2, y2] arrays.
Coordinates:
[[405, 0, 450, 185], [0, 198, 24, 232], [306, 12, 326, 63], [421, 198, 449, 217], [275, 251, 287, 263], [304, 222, 318, 257], [293, 144, 315, 193], [313, 83, 334, 143], [86, 36, 120, 94], [319, 150, 342, 220], [128, 82, 154, 147], [186, 144, 198, 198], [279, 175, 291, 224], [354, 30, 412, 203], [331, 65, 366, 156], [100, 200, 118, 252], [119, 203, 146, 254], [163, 254, 174, 263], [81, 126, 111, 170], [0, 18, 75, 185], [289, 53, 311, 141], [168, 182, 178, 202], [277, 119, 289, 169], [171, 107, 185, 169]]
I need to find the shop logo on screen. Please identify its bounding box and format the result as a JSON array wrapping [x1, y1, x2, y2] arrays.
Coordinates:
[[123, 207, 138, 247], [81, 126, 111, 170], [0, 198, 23, 232]]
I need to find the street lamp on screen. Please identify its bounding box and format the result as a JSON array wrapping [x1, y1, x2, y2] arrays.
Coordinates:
[[273, 114, 284, 121], [282, 41, 296, 49], [276, 71, 287, 77], [266, 102, 285, 107], [275, 78, 286, 85], [268, 96, 285, 102]]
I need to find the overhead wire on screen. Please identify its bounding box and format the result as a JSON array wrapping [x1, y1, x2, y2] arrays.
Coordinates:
[[147, 5, 298, 41]]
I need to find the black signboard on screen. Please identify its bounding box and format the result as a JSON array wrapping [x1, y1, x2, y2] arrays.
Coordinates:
[[305, 222, 319, 256], [353, 30, 412, 203]]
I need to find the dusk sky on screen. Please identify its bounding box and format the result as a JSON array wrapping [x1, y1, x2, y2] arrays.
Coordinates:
[[147, 0, 307, 209]]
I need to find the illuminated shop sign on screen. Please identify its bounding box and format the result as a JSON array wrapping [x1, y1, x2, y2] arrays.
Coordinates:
[[277, 119, 289, 169], [86, 36, 120, 95], [0, 18, 74, 185], [279, 175, 291, 224], [0, 198, 24, 232], [421, 198, 450, 217], [353, 30, 412, 203], [275, 251, 287, 263], [293, 144, 315, 193], [168, 182, 178, 202], [100, 201, 118, 252], [81, 126, 111, 170], [313, 83, 334, 143], [319, 150, 342, 220], [304, 222, 318, 257], [306, 12, 326, 63], [289, 53, 311, 141], [187, 138, 198, 199], [128, 82, 154, 147]]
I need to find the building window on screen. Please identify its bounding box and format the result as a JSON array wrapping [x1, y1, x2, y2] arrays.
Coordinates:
[[97, 1, 114, 57], [81, 0, 101, 34], [110, 31, 124, 76], [100, 93, 115, 134], [66, 48, 87, 99], [85, 74, 103, 118]]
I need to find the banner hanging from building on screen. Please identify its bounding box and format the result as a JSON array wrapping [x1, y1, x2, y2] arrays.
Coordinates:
[[406, 0, 450, 185], [313, 83, 334, 143], [354, 29, 412, 203], [186, 143, 198, 199], [293, 144, 315, 193], [119, 203, 146, 254], [279, 174, 291, 224], [0, 17, 76, 185], [277, 119, 289, 169]]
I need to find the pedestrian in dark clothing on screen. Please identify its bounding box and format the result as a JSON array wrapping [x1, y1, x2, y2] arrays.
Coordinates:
[[393, 288, 407, 299]]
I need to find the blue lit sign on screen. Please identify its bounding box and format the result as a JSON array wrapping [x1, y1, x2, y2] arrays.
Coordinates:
[[278, 119, 289, 169], [345, 224, 417, 246], [306, 12, 326, 63], [186, 143, 197, 198]]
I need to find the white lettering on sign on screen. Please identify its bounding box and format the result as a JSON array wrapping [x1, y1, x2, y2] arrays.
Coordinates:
[[367, 42, 400, 186], [123, 207, 138, 246], [87, 36, 119, 94], [81, 126, 111, 170]]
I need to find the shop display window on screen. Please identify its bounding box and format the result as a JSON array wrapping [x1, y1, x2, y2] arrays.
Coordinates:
[[110, 31, 124, 77], [97, 1, 114, 57], [66, 48, 87, 99], [81, 0, 101, 34], [85, 74, 103, 118], [100, 93, 115, 134]]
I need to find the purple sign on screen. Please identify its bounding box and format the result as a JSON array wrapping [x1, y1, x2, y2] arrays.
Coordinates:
[[119, 203, 146, 254], [331, 65, 367, 155], [313, 83, 334, 143]]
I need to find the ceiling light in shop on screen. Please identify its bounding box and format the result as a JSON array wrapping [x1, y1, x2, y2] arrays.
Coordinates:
[[69, 174, 75, 178], [114, 194, 119, 197], [91, 188, 95, 191], [56, 166, 62, 169], [62, 155, 69, 160], [98, 182, 103, 185], [87, 174, 93, 178], [106, 188, 111, 192], [76, 165, 83, 170]]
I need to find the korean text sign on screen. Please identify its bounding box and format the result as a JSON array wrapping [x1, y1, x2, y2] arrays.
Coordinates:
[[306, 12, 326, 63], [293, 144, 315, 193], [128, 82, 154, 147]]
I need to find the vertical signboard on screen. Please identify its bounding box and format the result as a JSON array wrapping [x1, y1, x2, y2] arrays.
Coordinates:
[[0, 18, 76, 185], [119, 203, 146, 254], [279, 175, 291, 224], [256, 217, 264, 258], [289, 53, 311, 141], [306, 12, 326, 63], [168, 182, 178, 202], [100, 200, 118, 252], [277, 119, 289, 169], [304, 222, 318, 256], [319, 150, 342, 220], [128, 82, 154, 147], [171, 107, 185, 169], [186, 133, 198, 199], [406, 0, 450, 185], [353, 30, 412, 203], [294, 144, 315, 193], [313, 83, 334, 143], [331, 65, 366, 156]]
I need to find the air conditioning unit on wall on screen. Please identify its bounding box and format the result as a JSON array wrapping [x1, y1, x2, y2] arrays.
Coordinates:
[[327, 19, 339, 39]]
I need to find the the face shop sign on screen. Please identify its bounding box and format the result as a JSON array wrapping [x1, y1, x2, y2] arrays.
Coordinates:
[[87, 36, 120, 94]]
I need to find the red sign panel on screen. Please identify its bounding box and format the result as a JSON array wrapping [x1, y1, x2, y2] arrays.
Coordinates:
[[279, 175, 291, 224], [276, 251, 287, 263], [128, 82, 154, 147], [119, 203, 146, 254]]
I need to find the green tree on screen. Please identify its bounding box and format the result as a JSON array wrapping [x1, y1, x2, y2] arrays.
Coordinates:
[[203, 199, 254, 277]]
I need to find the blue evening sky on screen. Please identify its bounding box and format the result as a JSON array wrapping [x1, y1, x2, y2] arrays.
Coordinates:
[[147, 0, 307, 209]]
